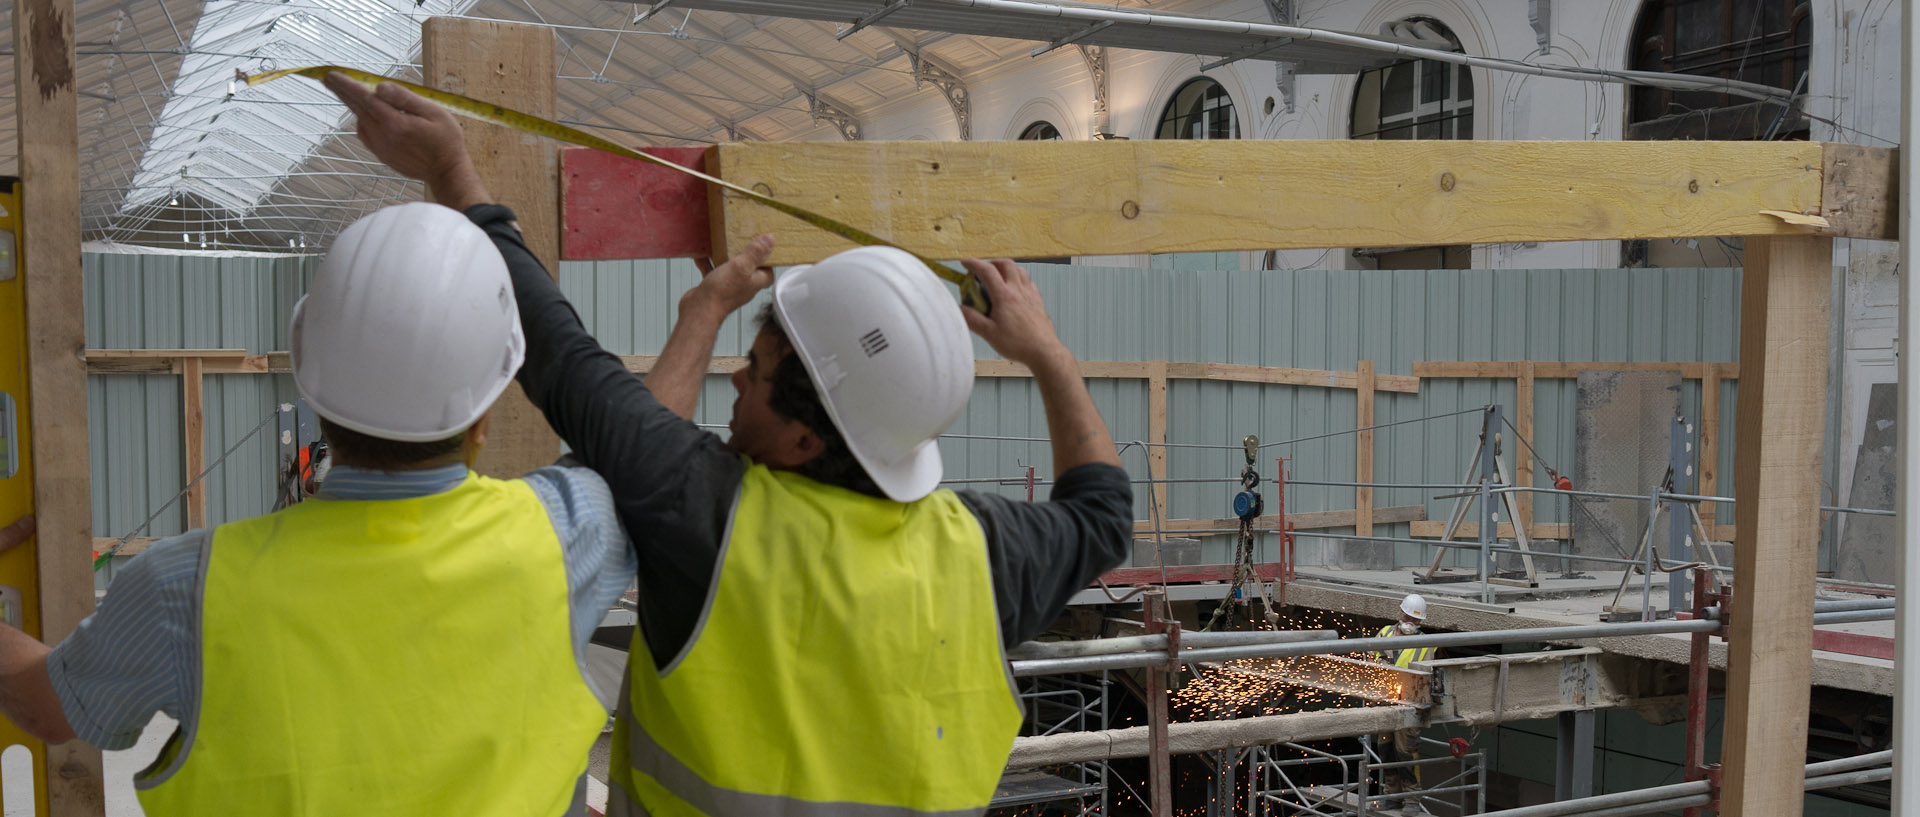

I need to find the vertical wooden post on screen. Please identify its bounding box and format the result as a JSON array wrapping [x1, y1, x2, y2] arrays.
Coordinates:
[[1699, 367, 1721, 530], [1355, 360, 1374, 537], [421, 17, 563, 479], [1721, 235, 1831, 817], [1146, 360, 1169, 526], [13, 0, 106, 811], [1515, 363, 1535, 534], [181, 357, 206, 530]]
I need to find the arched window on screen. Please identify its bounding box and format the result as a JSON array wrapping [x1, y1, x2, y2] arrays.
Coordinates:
[[1156, 79, 1238, 140], [1628, 0, 1810, 140], [1019, 121, 1062, 140], [1350, 18, 1472, 140]]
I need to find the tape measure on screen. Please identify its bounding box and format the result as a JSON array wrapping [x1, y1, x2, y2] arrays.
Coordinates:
[[244, 65, 991, 315]]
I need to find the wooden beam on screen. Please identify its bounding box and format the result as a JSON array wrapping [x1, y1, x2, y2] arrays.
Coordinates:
[[181, 357, 206, 531], [84, 348, 246, 359], [1515, 363, 1535, 533], [423, 17, 563, 479], [1355, 361, 1374, 537], [91, 538, 157, 559], [1146, 360, 1169, 529], [561, 146, 716, 260], [1137, 504, 1425, 534], [1167, 362, 1420, 393], [621, 355, 1415, 392], [1818, 144, 1897, 241], [83, 358, 173, 375], [1413, 360, 1738, 380], [14, 0, 107, 809], [1700, 367, 1721, 529], [684, 141, 1834, 265], [1409, 521, 1571, 540], [1720, 235, 1830, 817]]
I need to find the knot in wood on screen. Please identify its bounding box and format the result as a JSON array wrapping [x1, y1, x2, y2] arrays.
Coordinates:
[[1121, 200, 1140, 219], [1688, 179, 1700, 194], [1439, 172, 1456, 193]]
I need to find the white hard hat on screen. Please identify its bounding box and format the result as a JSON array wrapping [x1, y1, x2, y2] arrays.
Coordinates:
[[1401, 593, 1429, 621], [772, 246, 972, 502], [290, 202, 524, 442]]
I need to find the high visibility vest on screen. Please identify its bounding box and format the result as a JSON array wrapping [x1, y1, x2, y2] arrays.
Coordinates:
[[136, 473, 606, 817], [1374, 625, 1435, 669], [613, 465, 1021, 817]]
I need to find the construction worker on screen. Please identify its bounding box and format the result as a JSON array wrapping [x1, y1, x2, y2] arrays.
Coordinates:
[[1372, 593, 1435, 813], [327, 75, 1134, 816], [1372, 593, 1435, 667], [0, 203, 636, 815]]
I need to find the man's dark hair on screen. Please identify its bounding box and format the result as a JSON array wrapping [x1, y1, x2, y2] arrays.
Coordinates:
[[755, 304, 884, 498], [318, 418, 466, 472]]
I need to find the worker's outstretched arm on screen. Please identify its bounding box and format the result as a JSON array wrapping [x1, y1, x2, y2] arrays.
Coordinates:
[[961, 259, 1121, 475], [956, 259, 1131, 646], [328, 76, 755, 662], [0, 626, 74, 744], [648, 238, 775, 418], [324, 75, 492, 210], [0, 515, 32, 555]]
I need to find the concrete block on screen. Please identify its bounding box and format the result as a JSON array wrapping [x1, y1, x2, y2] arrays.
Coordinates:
[[1573, 371, 1682, 558]]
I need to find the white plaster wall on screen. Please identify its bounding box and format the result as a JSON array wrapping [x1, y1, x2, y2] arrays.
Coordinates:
[[826, 0, 1900, 516]]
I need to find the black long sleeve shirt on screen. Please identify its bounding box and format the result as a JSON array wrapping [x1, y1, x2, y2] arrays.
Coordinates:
[[467, 204, 1134, 669]]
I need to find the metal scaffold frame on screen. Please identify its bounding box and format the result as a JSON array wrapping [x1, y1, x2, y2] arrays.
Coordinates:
[[950, 404, 1895, 816]]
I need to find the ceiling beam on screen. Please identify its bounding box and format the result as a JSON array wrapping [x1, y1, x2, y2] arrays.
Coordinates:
[[874, 29, 971, 139]]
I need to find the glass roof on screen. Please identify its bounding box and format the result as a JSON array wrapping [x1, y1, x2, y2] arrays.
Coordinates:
[[119, 0, 473, 220]]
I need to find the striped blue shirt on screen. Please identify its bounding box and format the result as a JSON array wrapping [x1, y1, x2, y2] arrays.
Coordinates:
[[46, 463, 636, 750]]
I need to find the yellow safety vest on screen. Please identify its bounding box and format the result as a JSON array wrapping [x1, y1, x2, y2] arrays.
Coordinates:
[[1374, 625, 1435, 669], [136, 473, 606, 817], [613, 465, 1021, 817]]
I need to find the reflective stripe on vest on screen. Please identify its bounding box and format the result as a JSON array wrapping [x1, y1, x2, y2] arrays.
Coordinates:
[[137, 473, 606, 817], [613, 465, 1021, 817], [1373, 625, 1434, 669]]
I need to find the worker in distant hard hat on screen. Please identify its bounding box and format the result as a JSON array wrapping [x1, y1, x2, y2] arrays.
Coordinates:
[[328, 74, 1133, 817], [1372, 593, 1436, 813], [1372, 593, 1435, 667], [0, 203, 636, 816]]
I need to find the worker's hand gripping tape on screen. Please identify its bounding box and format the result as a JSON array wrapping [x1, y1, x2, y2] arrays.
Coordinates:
[[245, 65, 992, 316]]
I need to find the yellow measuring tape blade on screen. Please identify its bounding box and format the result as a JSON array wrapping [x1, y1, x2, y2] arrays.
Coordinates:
[[244, 65, 990, 314]]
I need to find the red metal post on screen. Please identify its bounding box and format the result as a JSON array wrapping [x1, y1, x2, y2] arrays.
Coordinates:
[[1683, 568, 1726, 816], [1275, 457, 1297, 588], [1024, 464, 1036, 503], [1144, 589, 1176, 817]]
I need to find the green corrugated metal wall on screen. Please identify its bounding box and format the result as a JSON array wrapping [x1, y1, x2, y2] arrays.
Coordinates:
[[82, 253, 1743, 574]]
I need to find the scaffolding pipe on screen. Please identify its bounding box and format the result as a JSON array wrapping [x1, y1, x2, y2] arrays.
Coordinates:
[[1008, 610, 1890, 676], [1008, 629, 1339, 659], [1810, 608, 1900, 625], [1812, 598, 1898, 613], [1279, 479, 1483, 490], [1480, 753, 1890, 817], [1804, 766, 1894, 790], [1898, 0, 1919, 795]]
